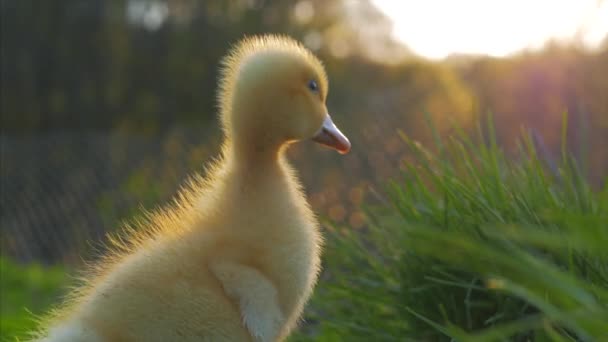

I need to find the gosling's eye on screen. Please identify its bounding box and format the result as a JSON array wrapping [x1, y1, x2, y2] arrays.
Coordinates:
[[308, 80, 319, 92]]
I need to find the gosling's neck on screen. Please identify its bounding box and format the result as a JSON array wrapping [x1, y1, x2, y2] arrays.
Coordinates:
[[224, 131, 292, 186]]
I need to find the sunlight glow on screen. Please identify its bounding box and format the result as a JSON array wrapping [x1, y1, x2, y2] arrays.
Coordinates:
[[372, 0, 608, 59]]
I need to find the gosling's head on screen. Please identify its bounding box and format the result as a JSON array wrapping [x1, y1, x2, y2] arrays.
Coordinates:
[[218, 34, 350, 155]]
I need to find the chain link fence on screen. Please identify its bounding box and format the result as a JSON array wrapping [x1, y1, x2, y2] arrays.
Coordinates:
[[0, 120, 389, 266]]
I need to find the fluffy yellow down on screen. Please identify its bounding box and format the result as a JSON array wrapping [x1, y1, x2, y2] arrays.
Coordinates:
[[34, 34, 349, 342]]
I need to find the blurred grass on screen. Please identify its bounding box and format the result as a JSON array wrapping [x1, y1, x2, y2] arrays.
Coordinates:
[[2, 114, 607, 341], [0, 258, 66, 341], [297, 113, 607, 341]]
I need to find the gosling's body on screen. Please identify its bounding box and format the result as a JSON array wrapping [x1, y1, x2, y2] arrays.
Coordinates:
[[36, 35, 350, 342], [42, 156, 319, 341]]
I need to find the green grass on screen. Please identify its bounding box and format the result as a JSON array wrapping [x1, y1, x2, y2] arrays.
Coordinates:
[[299, 114, 607, 341], [0, 258, 66, 341]]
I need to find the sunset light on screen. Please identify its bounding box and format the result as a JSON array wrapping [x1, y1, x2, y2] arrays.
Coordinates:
[[5, 2, 608, 340], [372, 0, 608, 59]]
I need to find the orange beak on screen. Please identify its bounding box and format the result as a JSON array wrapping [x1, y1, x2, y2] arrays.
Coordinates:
[[312, 115, 351, 154]]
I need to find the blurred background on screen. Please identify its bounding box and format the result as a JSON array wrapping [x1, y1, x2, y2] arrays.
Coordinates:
[[1, 0, 607, 269]]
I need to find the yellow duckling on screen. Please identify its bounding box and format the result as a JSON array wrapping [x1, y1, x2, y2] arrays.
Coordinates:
[[35, 34, 350, 342]]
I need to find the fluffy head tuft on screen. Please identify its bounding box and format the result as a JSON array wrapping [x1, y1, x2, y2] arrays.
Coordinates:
[[217, 34, 328, 139]]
